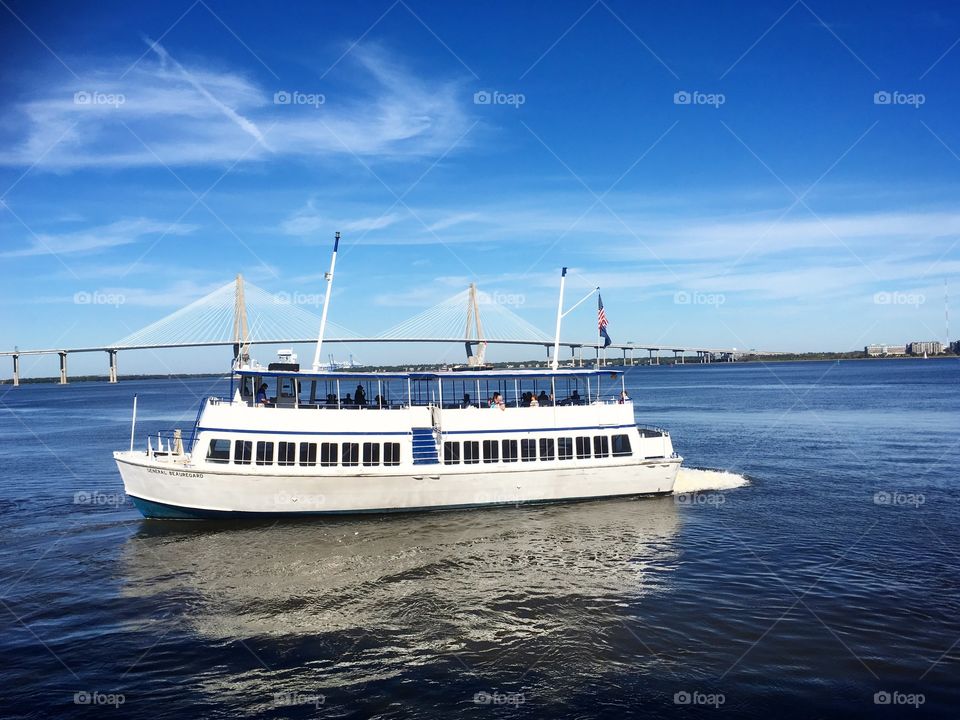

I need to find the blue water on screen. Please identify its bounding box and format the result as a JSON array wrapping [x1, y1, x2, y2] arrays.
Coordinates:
[[0, 359, 958, 718]]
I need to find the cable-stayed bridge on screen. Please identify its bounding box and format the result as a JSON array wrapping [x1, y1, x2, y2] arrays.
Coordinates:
[[1, 276, 763, 385]]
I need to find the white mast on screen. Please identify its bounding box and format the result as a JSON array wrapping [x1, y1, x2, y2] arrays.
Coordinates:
[[312, 232, 340, 372], [552, 266, 600, 371], [551, 267, 567, 371]]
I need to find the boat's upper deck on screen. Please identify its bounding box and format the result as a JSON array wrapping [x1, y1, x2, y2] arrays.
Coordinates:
[[233, 366, 627, 410]]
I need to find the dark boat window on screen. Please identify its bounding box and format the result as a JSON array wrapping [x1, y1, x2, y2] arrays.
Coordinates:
[[482, 440, 499, 463], [593, 436, 609, 458], [207, 439, 230, 463], [300, 442, 318, 466], [520, 439, 537, 462], [539, 438, 555, 461], [463, 441, 480, 465], [362, 442, 380, 466], [256, 441, 274, 466], [575, 436, 591, 459], [384, 442, 401, 466], [612, 434, 632, 456], [558, 437, 573, 460], [278, 442, 296, 466], [233, 440, 252, 465], [443, 441, 460, 465], [320, 442, 338, 467], [502, 439, 518, 463], [342, 443, 359, 467]]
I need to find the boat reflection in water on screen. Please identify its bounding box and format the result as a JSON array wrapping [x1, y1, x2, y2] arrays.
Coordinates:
[[119, 497, 681, 707]]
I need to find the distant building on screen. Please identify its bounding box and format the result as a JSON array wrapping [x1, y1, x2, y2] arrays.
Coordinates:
[[908, 341, 943, 356], [865, 344, 907, 356], [952, 340, 960, 354]]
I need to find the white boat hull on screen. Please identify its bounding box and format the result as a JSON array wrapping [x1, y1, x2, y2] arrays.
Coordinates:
[[114, 453, 680, 518]]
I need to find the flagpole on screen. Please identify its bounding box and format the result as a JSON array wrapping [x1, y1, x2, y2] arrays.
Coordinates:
[[312, 232, 340, 372]]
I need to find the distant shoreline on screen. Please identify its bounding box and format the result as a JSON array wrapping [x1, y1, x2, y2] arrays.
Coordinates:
[[2, 353, 956, 385]]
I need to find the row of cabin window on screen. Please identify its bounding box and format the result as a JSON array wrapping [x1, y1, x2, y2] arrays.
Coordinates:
[[442, 434, 632, 465], [206, 439, 401, 467]]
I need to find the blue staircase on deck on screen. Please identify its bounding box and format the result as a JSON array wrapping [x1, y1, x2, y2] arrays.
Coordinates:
[[410, 427, 439, 465]]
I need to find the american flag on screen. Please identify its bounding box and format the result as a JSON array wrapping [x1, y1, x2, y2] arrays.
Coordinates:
[[598, 294, 612, 347]]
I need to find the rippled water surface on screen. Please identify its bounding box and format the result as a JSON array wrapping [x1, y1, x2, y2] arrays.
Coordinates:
[[0, 359, 958, 718]]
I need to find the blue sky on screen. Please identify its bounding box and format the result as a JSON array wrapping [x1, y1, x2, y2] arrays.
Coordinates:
[[2, 0, 959, 376]]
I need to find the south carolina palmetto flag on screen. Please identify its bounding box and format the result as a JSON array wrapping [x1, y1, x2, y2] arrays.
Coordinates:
[[598, 294, 612, 347]]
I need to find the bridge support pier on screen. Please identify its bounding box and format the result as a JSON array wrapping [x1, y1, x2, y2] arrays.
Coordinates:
[[108, 349, 118, 383], [58, 351, 68, 385], [12, 353, 19, 386]]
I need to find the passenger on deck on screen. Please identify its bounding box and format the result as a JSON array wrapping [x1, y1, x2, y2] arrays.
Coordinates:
[[463, 393, 472, 407], [255, 383, 269, 406], [529, 394, 539, 407], [570, 389, 581, 405], [344, 393, 353, 406], [489, 392, 505, 410], [537, 390, 549, 406], [619, 390, 630, 403], [326, 393, 337, 406], [355, 384, 366, 405], [374, 394, 384, 408]]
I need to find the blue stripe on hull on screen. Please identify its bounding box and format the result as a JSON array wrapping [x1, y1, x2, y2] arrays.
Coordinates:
[[130, 491, 674, 521]]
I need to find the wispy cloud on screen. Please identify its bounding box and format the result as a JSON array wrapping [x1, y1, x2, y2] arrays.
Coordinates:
[[1, 218, 197, 257], [0, 43, 472, 169]]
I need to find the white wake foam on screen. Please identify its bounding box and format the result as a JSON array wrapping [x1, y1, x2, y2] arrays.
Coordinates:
[[674, 467, 749, 494]]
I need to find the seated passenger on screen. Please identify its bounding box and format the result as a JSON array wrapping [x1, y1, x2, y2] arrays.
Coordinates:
[[255, 383, 269, 405], [529, 394, 539, 407], [537, 390, 549, 406], [489, 392, 505, 410], [344, 393, 353, 406], [355, 383, 366, 405], [374, 394, 384, 408], [570, 389, 581, 405], [462, 393, 471, 407]]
